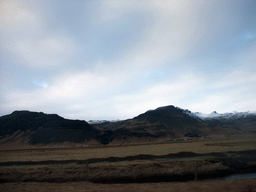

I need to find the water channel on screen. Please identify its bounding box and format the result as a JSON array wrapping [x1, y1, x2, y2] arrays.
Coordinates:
[[210, 172, 256, 181]]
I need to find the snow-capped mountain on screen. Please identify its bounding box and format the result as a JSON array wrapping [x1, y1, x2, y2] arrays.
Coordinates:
[[193, 111, 255, 120]]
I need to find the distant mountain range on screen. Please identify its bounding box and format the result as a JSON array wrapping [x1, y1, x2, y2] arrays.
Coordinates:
[[0, 105, 255, 146]]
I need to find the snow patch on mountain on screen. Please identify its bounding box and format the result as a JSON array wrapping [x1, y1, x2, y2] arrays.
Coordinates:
[[192, 111, 256, 120], [88, 120, 120, 124]]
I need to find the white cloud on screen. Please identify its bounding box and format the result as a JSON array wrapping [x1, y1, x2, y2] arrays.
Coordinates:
[[102, 0, 244, 71], [0, 1, 38, 31], [13, 35, 76, 68], [188, 85, 256, 114], [0, 71, 203, 119], [187, 67, 256, 114], [124, 1, 196, 66], [0, 1, 76, 69], [91, 0, 150, 24], [109, 74, 204, 118], [188, 94, 234, 114], [211, 70, 256, 90], [1, 69, 124, 118], [86, 0, 197, 70], [1, 1, 255, 120]]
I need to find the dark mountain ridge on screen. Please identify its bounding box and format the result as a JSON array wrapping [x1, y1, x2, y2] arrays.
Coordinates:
[[201, 112, 256, 130], [134, 105, 201, 127], [95, 106, 210, 142], [0, 106, 256, 146], [0, 110, 100, 145]]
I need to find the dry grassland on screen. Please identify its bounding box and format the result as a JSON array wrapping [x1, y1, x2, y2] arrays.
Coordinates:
[[0, 159, 229, 183], [1, 138, 255, 162], [1, 179, 256, 192], [0, 138, 256, 189]]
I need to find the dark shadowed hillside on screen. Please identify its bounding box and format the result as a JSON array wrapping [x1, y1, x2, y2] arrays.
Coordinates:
[[134, 105, 201, 128], [201, 112, 256, 134], [1, 106, 256, 146], [0, 111, 100, 145], [95, 106, 212, 143]]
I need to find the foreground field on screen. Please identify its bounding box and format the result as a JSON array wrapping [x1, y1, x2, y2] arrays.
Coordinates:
[[0, 138, 256, 184], [1, 138, 256, 162], [0, 158, 232, 183], [1, 179, 256, 192]]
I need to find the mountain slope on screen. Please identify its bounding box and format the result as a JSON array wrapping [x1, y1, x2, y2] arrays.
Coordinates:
[[95, 106, 211, 143], [200, 112, 256, 131], [1, 106, 256, 147], [0, 111, 100, 145], [134, 105, 201, 128]]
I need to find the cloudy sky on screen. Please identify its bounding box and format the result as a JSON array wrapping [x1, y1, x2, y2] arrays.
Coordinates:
[[0, 0, 256, 120]]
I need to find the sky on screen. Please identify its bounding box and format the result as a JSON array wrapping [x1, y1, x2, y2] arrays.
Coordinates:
[[0, 0, 256, 120]]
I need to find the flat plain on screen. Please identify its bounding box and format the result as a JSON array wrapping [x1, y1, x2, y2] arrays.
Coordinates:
[[1, 137, 256, 162], [1, 179, 256, 192], [1, 137, 256, 191]]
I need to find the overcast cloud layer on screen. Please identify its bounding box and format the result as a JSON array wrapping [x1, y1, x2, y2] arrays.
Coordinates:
[[1, 0, 256, 120]]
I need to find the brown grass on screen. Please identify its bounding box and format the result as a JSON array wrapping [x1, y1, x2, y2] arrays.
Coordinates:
[[1, 138, 255, 162], [1, 179, 256, 192], [0, 160, 230, 183], [0, 138, 255, 185]]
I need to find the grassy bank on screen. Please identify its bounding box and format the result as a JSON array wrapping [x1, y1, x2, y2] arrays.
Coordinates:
[[0, 138, 256, 184], [1, 179, 256, 192], [1, 149, 256, 183], [0, 159, 231, 183]]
